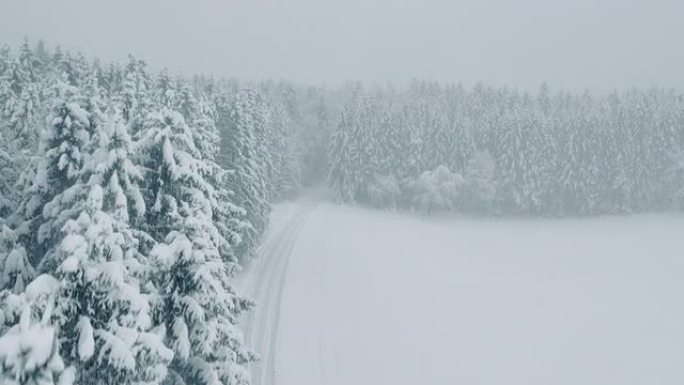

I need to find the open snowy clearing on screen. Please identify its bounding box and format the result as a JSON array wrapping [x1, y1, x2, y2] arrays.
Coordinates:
[[241, 201, 684, 385]]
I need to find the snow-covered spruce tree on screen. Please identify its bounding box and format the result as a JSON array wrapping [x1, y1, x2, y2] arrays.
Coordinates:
[[33, 40, 51, 76], [91, 113, 148, 236], [168, 79, 246, 263], [0, 44, 43, 153], [216, 88, 272, 260], [423, 106, 456, 173], [266, 99, 301, 201], [296, 87, 330, 187], [328, 103, 358, 203], [32, 72, 111, 268], [0, 62, 44, 216], [353, 96, 383, 201], [463, 149, 497, 213], [8, 108, 171, 385], [493, 99, 537, 213], [5, 106, 169, 385], [176, 78, 221, 163], [372, 104, 403, 177], [53, 51, 90, 89], [139, 107, 254, 385], [155, 69, 175, 109], [13, 84, 93, 267], [4, 76, 41, 152], [328, 89, 378, 203], [276, 136, 303, 200], [119, 56, 153, 135], [402, 97, 429, 180], [0, 130, 20, 218], [49, 182, 172, 385], [573, 95, 604, 215], [448, 97, 476, 174]]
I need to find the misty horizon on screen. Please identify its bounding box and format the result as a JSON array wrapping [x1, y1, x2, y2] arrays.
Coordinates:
[[2, 0, 684, 91]]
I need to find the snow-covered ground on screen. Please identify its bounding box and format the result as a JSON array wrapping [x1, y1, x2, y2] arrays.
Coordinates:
[[241, 200, 684, 385]]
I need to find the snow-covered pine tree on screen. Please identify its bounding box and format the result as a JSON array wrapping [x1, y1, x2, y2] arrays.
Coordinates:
[[17, 39, 39, 84], [33, 40, 51, 76], [93, 113, 147, 232], [13, 83, 93, 267], [267, 99, 302, 200], [493, 99, 526, 212], [336, 89, 380, 202], [263, 100, 286, 199], [101, 63, 124, 102], [138, 107, 253, 385], [328, 101, 358, 203], [188, 84, 247, 259], [0, 46, 42, 153], [216, 88, 272, 260], [119, 57, 153, 136], [54, 51, 89, 88], [373, 102, 403, 177], [176, 78, 221, 163], [463, 149, 497, 213], [49, 181, 172, 385], [354, 95, 381, 200], [155, 69, 175, 109], [0, 128, 20, 218], [313, 90, 333, 180]]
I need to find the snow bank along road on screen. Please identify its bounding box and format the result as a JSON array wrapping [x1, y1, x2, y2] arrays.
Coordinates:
[[240, 201, 684, 385]]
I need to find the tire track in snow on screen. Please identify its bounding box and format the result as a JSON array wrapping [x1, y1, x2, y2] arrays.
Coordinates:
[[239, 202, 317, 385]]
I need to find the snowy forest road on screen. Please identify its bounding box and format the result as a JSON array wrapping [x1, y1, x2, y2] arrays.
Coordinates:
[[238, 198, 319, 385], [238, 200, 684, 385]]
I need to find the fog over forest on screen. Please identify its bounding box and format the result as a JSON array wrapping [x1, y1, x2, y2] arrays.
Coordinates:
[[2, 0, 684, 89], [1, 2, 683, 385]]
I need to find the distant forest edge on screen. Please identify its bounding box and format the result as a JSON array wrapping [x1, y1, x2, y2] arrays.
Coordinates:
[[329, 83, 684, 215]]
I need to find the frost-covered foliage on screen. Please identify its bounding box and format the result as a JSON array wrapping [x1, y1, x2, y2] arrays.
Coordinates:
[[407, 165, 466, 214], [0, 226, 34, 293], [0, 272, 74, 385], [366, 174, 401, 209], [0, 306, 75, 385], [329, 81, 684, 216]]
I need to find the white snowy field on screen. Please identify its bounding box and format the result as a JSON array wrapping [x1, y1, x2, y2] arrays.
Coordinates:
[[241, 201, 684, 385]]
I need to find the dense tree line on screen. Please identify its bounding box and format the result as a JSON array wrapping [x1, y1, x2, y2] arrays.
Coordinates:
[[0, 40, 331, 385], [329, 81, 684, 215]]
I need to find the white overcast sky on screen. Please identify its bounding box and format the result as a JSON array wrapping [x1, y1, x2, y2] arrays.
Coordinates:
[[1, 0, 682, 90]]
